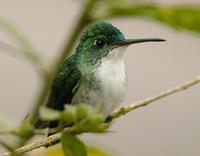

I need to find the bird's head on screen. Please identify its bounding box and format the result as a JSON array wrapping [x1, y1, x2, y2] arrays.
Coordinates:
[[76, 22, 165, 65]]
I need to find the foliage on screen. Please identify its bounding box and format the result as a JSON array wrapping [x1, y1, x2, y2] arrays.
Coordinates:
[[93, 2, 200, 34], [42, 144, 112, 156], [61, 133, 87, 156], [39, 104, 105, 133]]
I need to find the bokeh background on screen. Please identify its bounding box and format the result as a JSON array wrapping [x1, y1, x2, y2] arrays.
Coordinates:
[[0, 0, 200, 156]]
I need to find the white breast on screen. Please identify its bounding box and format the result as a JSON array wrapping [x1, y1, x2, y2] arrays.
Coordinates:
[[94, 47, 127, 116]]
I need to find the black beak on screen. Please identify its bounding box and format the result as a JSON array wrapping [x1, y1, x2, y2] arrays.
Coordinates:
[[116, 38, 166, 46]]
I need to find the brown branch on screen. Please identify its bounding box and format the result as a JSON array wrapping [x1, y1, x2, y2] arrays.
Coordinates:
[[0, 75, 199, 156], [0, 133, 62, 156], [109, 75, 200, 120]]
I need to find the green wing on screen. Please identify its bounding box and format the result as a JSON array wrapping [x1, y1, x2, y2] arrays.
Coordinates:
[[47, 63, 81, 110], [35, 57, 82, 128]]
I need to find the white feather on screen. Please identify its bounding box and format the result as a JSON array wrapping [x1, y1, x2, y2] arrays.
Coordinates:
[[94, 46, 127, 116]]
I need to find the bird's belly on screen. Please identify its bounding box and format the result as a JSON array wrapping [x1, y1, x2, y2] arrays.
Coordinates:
[[93, 72, 127, 116], [72, 59, 127, 117]]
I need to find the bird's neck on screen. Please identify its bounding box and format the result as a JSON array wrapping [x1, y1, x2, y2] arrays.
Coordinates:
[[73, 46, 127, 74], [94, 46, 127, 68]]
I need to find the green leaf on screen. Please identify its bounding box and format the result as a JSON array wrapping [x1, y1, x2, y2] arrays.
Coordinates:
[[76, 104, 90, 121], [87, 146, 112, 156], [76, 114, 105, 133], [43, 145, 111, 156], [93, 2, 200, 34], [39, 106, 62, 121], [62, 105, 77, 124], [62, 105, 105, 133], [61, 133, 87, 156], [13, 118, 34, 140], [41, 144, 112, 156]]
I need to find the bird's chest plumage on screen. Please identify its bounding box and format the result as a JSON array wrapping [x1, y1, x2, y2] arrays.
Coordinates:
[[72, 47, 127, 116], [94, 58, 127, 112], [72, 48, 127, 116]]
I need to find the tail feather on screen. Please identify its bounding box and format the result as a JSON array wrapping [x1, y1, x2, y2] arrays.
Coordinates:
[[34, 120, 49, 129]]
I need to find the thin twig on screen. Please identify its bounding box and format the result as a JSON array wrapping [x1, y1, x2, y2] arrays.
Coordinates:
[[0, 133, 62, 156], [1, 75, 199, 156], [0, 127, 76, 156], [109, 75, 200, 120]]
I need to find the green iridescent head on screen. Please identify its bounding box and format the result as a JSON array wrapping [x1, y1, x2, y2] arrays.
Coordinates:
[[75, 22, 165, 65], [80, 22, 125, 46]]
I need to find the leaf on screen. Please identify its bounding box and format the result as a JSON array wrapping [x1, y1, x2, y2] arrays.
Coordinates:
[[87, 146, 112, 156], [64, 104, 105, 133], [76, 104, 90, 121], [62, 105, 105, 133], [75, 114, 105, 133], [61, 133, 87, 156], [93, 2, 200, 34], [62, 105, 77, 124], [13, 118, 34, 140], [41, 144, 112, 156], [39, 106, 62, 121]]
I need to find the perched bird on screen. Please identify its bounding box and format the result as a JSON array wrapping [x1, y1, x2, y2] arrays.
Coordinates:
[[35, 22, 165, 129]]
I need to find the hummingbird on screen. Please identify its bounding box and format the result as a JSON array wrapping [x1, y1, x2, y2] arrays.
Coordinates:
[[35, 22, 165, 129]]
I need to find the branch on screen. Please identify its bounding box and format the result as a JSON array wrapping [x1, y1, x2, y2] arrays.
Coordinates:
[[108, 75, 200, 120], [1, 75, 199, 156], [0, 133, 62, 156], [0, 127, 74, 156]]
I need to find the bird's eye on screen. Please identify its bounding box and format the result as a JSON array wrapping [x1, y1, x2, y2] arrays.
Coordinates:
[[94, 39, 106, 47]]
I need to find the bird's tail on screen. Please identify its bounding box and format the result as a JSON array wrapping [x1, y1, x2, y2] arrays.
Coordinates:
[[34, 119, 49, 129]]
